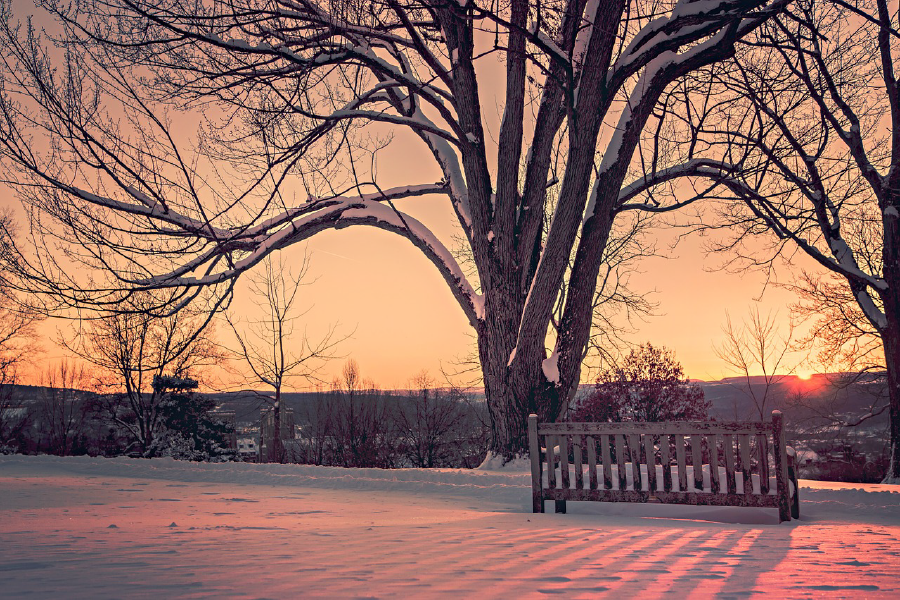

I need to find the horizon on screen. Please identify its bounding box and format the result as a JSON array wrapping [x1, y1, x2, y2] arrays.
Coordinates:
[[8, 370, 845, 396]]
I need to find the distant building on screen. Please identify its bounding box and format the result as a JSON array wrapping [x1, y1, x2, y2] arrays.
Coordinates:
[[259, 407, 294, 463], [236, 438, 258, 461]]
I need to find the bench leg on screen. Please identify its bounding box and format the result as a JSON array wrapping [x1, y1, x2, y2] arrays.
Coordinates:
[[555, 499, 566, 514]]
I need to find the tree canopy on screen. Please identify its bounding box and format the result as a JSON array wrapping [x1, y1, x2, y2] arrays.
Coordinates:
[[573, 342, 710, 422]]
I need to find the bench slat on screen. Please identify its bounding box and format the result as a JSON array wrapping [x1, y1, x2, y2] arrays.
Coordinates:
[[542, 488, 779, 508], [630, 434, 642, 491], [661, 434, 673, 492], [675, 434, 687, 492], [615, 434, 627, 491], [587, 436, 598, 490], [546, 434, 556, 489], [544, 488, 650, 503], [758, 434, 770, 495], [709, 434, 720, 494], [538, 421, 773, 436], [601, 434, 612, 490], [573, 437, 583, 490], [644, 434, 657, 493], [691, 434, 704, 492], [739, 434, 753, 495], [651, 491, 779, 509], [724, 434, 737, 495]]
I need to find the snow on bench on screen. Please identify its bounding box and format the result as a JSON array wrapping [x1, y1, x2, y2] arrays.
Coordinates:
[[528, 410, 800, 522]]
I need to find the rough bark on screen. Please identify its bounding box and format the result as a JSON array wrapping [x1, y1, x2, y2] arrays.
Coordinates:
[[880, 190, 900, 481]]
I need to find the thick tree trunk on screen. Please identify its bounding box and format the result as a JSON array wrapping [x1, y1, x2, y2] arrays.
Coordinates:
[[478, 297, 565, 460], [880, 196, 900, 482], [480, 349, 562, 460], [881, 331, 900, 481]]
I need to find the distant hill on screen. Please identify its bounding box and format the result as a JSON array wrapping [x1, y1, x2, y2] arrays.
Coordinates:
[[5, 373, 886, 430]]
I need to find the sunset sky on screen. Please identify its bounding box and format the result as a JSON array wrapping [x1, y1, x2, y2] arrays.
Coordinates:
[[5, 1, 817, 391], [276, 213, 811, 389], [24, 198, 811, 391]]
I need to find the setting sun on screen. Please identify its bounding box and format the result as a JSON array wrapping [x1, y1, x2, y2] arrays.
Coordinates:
[[797, 370, 813, 380]]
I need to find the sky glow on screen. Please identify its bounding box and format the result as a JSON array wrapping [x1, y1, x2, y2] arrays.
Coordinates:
[[3, 1, 819, 391]]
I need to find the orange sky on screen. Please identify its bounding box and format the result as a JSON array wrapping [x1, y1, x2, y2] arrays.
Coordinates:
[[275, 217, 811, 389], [23, 199, 812, 390], [8, 3, 817, 390]]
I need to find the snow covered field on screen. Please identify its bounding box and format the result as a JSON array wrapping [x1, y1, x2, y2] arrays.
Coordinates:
[[1, 455, 898, 599]]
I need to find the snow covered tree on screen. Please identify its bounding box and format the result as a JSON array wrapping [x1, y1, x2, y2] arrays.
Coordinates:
[[0, 0, 785, 458], [152, 375, 237, 462], [671, 0, 900, 480], [572, 342, 709, 422]]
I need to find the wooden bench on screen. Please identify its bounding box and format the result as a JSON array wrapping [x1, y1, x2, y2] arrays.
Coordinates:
[[528, 410, 799, 522]]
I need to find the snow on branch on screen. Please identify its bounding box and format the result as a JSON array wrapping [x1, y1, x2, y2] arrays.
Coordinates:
[[584, 50, 678, 221], [239, 183, 450, 241], [65, 185, 230, 239], [409, 107, 471, 230], [336, 202, 483, 325], [616, 158, 738, 208], [607, 0, 779, 90], [133, 193, 482, 327]]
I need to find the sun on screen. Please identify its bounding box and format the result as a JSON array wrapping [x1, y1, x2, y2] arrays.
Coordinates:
[[797, 370, 813, 380]]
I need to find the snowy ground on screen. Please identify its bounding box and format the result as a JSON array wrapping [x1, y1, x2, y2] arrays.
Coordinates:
[[1, 456, 898, 599]]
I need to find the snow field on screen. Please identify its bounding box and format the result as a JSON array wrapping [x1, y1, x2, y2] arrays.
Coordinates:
[[1, 455, 898, 599]]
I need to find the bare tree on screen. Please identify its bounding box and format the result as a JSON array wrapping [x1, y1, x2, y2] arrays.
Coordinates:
[[71, 293, 223, 456], [329, 359, 399, 468], [295, 385, 337, 465], [0, 0, 786, 457], [223, 252, 342, 462], [715, 308, 796, 420], [0, 211, 42, 452], [788, 270, 884, 374], [665, 0, 900, 480], [396, 371, 465, 468], [37, 360, 92, 455], [0, 300, 41, 451]]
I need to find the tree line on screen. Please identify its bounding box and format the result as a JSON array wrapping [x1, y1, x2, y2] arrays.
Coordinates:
[[0, 353, 491, 470], [282, 365, 490, 468]]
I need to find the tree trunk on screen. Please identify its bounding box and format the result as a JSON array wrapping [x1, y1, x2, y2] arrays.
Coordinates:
[[880, 196, 900, 482], [273, 388, 284, 464], [878, 318, 900, 482], [480, 346, 562, 460], [477, 278, 570, 460]]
